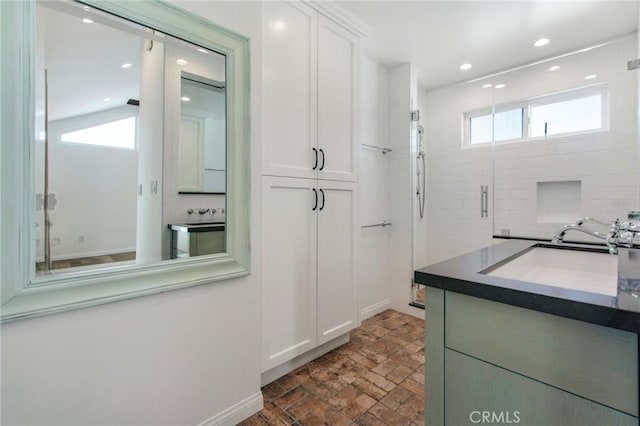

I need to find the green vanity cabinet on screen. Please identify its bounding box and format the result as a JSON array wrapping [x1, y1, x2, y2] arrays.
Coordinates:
[[445, 349, 636, 426], [426, 288, 638, 426], [169, 223, 225, 259]]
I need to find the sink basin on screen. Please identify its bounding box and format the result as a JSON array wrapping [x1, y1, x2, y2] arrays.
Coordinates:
[[483, 246, 618, 296]]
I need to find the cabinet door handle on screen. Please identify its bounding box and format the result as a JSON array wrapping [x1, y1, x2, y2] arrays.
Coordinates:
[[312, 147, 318, 170], [312, 188, 318, 211], [319, 148, 325, 171], [319, 188, 325, 210]]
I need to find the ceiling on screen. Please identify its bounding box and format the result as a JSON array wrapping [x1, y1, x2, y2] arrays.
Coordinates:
[[337, 1, 639, 90]]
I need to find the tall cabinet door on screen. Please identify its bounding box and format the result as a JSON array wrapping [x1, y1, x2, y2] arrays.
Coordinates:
[[317, 16, 358, 182], [262, 176, 318, 372], [263, 1, 318, 179], [317, 180, 358, 345]]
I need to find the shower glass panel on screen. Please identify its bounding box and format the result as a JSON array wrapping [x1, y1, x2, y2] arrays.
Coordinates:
[[413, 78, 496, 307], [491, 33, 639, 241]]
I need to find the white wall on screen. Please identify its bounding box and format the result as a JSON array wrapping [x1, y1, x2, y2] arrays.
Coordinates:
[[1, 2, 263, 425], [34, 126, 138, 261], [358, 55, 391, 320]]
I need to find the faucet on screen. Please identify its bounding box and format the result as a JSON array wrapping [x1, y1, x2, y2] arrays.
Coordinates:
[[552, 217, 620, 255], [573, 217, 611, 228], [551, 224, 609, 243]]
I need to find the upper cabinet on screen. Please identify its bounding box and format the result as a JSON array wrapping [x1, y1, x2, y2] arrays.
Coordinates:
[[317, 16, 358, 182], [263, 1, 359, 182]]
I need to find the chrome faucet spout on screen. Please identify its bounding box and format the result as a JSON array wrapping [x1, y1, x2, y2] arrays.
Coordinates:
[[552, 218, 621, 255], [574, 217, 611, 228], [551, 224, 608, 244]]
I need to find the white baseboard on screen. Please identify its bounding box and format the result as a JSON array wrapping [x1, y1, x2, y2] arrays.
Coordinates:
[[197, 392, 263, 426], [392, 302, 425, 320], [261, 333, 350, 387], [360, 299, 390, 321]]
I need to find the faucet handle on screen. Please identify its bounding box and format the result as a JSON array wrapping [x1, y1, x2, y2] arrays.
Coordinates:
[[610, 217, 620, 232]]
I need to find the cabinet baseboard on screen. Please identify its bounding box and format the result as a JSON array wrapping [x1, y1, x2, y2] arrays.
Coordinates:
[[261, 333, 350, 386], [360, 299, 390, 321]]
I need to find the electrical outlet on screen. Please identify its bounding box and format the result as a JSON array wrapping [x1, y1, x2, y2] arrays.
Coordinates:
[[78, 235, 85, 243], [52, 237, 61, 246]]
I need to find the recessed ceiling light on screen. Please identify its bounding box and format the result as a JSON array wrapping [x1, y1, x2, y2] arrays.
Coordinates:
[[548, 65, 561, 71], [460, 63, 472, 70], [584, 74, 598, 80], [176, 59, 188, 66], [534, 38, 550, 47], [181, 96, 191, 102], [197, 48, 208, 53], [82, 18, 93, 24], [121, 63, 132, 69], [482, 83, 492, 89], [494, 84, 506, 89], [273, 21, 286, 32], [103, 97, 111, 102]]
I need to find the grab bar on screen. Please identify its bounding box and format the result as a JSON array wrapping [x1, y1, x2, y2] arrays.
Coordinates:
[[362, 221, 392, 228], [361, 144, 392, 154]]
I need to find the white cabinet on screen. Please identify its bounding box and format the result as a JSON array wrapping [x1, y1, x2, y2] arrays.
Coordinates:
[[262, 177, 318, 371], [317, 180, 358, 344], [263, 1, 358, 182], [261, 0, 361, 375], [262, 176, 358, 372], [317, 16, 358, 182]]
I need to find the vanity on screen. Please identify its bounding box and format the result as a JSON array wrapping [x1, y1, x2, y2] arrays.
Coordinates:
[[168, 222, 225, 259], [415, 240, 640, 425]]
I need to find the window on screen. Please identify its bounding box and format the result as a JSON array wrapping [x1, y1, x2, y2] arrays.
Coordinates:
[[470, 108, 524, 144], [530, 90, 604, 138], [60, 116, 137, 149], [464, 84, 608, 146]]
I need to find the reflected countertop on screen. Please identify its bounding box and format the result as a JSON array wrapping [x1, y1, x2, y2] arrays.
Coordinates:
[[414, 240, 640, 333], [168, 221, 225, 233]]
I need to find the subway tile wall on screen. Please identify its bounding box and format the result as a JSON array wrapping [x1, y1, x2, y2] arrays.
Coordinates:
[[422, 36, 639, 264]]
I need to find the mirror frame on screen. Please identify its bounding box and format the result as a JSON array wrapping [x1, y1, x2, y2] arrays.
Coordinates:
[[0, 0, 250, 322]]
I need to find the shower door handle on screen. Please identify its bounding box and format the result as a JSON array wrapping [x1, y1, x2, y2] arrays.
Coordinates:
[[480, 185, 489, 217]]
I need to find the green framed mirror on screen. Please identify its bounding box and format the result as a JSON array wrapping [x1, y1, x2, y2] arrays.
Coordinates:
[[0, 0, 250, 322]]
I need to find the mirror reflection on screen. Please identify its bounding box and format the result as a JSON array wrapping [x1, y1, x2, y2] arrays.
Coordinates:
[[179, 74, 226, 194], [34, 0, 227, 275]]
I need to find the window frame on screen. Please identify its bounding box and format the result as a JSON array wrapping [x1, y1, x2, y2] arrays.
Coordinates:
[[527, 84, 609, 140], [0, 0, 250, 322], [462, 83, 609, 148], [465, 102, 527, 146]]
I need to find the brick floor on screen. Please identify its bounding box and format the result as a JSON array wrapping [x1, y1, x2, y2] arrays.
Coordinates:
[[238, 309, 425, 425]]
